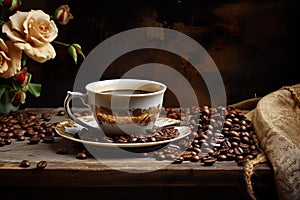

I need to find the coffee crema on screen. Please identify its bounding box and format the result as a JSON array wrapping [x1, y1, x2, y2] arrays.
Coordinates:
[[100, 89, 152, 95]]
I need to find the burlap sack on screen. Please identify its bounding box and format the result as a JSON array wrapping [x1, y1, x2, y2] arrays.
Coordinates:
[[241, 84, 300, 200]]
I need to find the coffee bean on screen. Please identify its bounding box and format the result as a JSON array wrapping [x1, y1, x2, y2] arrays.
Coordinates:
[[191, 147, 201, 154], [0, 132, 7, 138], [36, 161, 48, 169], [228, 131, 239, 138], [28, 135, 41, 144], [41, 113, 52, 121], [6, 132, 14, 138], [42, 136, 55, 143], [38, 133, 46, 139], [147, 136, 156, 142], [20, 160, 30, 168], [2, 128, 9, 132], [234, 147, 243, 155], [190, 155, 200, 162], [217, 154, 227, 161], [56, 147, 69, 155], [17, 135, 25, 141], [26, 110, 37, 116], [4, 138, 12, 145], [202, 157, 216, 166], [76, 152, 87, 159], [241, 136, 250, 144], [249, 145, 257, 150], [24, 129, 36, 137], [57, 110, 66, 116], [224, 120, 233, 128], [173, 156, 184, 164]]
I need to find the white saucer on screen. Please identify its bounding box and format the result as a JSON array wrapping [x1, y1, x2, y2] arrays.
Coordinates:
[[55, 116, 190, 148]]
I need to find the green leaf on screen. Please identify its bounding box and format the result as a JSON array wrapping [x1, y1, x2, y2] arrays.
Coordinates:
[[27, 83, 41, 97], [0, 84, 6, 98]]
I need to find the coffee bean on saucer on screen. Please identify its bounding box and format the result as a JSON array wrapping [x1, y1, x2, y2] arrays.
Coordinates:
[[20, 160, 30, 168], [36, 161, 48, 169]]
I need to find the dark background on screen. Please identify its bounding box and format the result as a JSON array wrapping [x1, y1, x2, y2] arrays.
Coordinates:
[[20, 0, 300, 108]]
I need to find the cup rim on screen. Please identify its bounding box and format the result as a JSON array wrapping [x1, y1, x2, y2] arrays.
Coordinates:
[[85, 79, 167, 97]]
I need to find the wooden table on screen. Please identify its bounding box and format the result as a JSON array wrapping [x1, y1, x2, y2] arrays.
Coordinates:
[[0, 108, 278, 200]]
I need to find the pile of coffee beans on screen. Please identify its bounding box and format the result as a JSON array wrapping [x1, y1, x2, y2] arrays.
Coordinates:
[[0, 109, 96, 163], [153, 106, 260, 166], [0, 110, 59, 147]]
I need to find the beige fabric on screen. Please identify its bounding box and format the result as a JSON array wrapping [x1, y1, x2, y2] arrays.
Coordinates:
[[247, 84, 300, 200]]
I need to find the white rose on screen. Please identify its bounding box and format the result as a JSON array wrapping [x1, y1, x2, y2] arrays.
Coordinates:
[[2, 10, 58, 63], [0, 39, 22, 79]]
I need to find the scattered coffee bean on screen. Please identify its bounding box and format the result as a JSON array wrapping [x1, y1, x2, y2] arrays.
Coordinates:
[[56, 147, 69, 155], [57, 110, 66, 116], [36, 160, 48, 169], [76, 152, 87, 159], [20, 160, 30, 168]]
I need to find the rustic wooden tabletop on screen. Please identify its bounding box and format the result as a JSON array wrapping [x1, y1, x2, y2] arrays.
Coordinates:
[[0, 108, 278, 200]]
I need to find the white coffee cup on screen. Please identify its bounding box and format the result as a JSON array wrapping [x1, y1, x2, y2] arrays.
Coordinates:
[[64, 79, 167, 136]]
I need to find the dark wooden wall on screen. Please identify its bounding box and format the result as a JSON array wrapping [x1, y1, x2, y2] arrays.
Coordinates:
[[21, 0, 300, 108]]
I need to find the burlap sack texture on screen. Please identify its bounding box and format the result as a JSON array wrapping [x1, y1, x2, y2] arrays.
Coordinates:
[[231, 84, 300, 200]]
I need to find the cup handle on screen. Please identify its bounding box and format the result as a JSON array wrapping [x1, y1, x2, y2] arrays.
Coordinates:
[[64, 91, 97, 131]]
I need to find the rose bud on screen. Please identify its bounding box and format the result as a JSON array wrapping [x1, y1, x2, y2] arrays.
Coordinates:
[[14, 67, 28, 86], [12, 91, 26, 104], [68, 43, 85, 64], [54, 5, 73, 25], [0, 0, 22, 11]]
